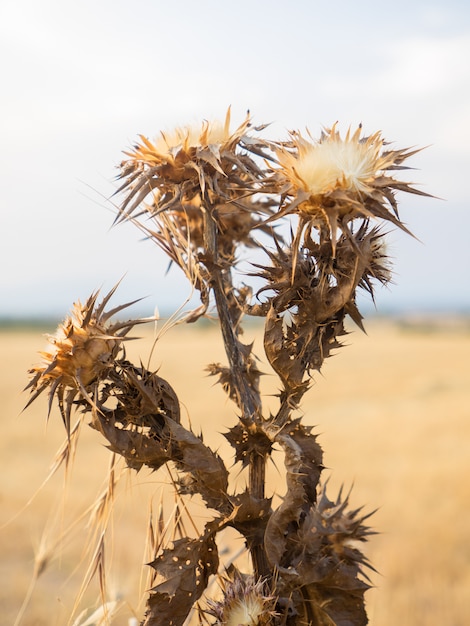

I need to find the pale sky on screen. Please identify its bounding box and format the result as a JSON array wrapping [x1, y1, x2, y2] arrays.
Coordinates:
[[1, 0, 469, 318]]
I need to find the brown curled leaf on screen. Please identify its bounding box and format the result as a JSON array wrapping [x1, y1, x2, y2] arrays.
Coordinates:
[[273, 486, 375, 626], [143, 528, 220, 626], [93, 407, 229, 512], [264, 419, 323, 568]]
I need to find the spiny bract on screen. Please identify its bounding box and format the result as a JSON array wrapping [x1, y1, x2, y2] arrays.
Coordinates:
[[25, 284, 146, 431], [274, 123, 428, 250]]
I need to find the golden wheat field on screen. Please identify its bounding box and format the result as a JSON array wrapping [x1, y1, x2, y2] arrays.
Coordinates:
[[1, 318, 469, 626]]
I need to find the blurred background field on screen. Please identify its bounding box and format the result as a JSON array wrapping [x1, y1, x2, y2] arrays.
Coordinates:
[[1, 317, 469, 626], [2, 3, 470, 625]]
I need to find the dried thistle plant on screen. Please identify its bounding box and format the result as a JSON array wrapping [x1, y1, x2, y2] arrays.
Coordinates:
[[25, 109, 431, 625]]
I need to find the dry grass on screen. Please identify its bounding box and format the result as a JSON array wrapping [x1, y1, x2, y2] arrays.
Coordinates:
[[1, 318, 469, 625]]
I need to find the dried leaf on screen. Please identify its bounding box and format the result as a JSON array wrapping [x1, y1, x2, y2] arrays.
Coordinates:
[[300, 581, 369, 626], [94, 407, 229, 511], [264, 305, 346, 403], [272, 485, 374, 626], [264, 420, 323, 567], [224, 422, 273, 468], [170, 420, 230, 511], [229, 490, 272, 526], [144, 531, 219, 626], [228, 491, 272, 564]]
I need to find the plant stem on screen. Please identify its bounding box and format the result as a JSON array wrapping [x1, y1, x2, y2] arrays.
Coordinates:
[[203, 203, 269, 578], [203, 204, 261, 420], [249, 452, 270, 578]]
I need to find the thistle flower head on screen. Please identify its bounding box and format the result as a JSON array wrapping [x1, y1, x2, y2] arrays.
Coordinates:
[[355, 225, 393, 297], [117, 109, 277, 303], [275, 124, 427, 250], [120, 107, 251, 186], [277, 125, 386, 196], [154, 110, 244, 156], [25, 284, 146, 430], [117, 107, 271, 223]]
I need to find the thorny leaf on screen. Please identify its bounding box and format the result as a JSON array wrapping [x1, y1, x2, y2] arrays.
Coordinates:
[[228, 490, 272, 563], [287, 551, 371, 625], [143, 527, 220, 626], [94, 410, 229, 512], [264, 419, 323, 568], [309, 591, 369, 626], [117, 362, 182, 424], [89, 362, 230, 512], [262, 226, 389, 408], [172, 421, 230, 512], [273, 486, 375, 626], [264, 306, 347, 399], [282, 582, 369, 626], [224, 422, 273, 468], [206, 363, 239, 406], [229, 490, 272, 527]]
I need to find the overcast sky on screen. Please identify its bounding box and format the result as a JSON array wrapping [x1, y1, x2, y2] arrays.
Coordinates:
[[1, 0, 469, 319]]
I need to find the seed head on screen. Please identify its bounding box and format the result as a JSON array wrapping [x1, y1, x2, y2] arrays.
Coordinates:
[[117, 109, 277, 291], [275, 124, 427, 250], [155, 114, 244, 156], [118, 107, 254, 213], [207, 575, 277, 626], [127, 107, 249, 168], [25, 285, 146, 431], [277, 125, 385, 196]]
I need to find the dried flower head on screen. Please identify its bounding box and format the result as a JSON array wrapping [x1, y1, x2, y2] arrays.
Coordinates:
[[251, 221, 391, 319], [116, 109, 277, 309], [355, 225, 393, 297], [275, 124, 427, 250], [25, 284, 146, 431], [207, 574, 277, 626], [153, 112, 245, 157], [117, 107, 256, 219]]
